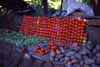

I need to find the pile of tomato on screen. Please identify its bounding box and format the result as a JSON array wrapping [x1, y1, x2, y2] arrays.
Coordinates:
[[20, 16, 86, 44]]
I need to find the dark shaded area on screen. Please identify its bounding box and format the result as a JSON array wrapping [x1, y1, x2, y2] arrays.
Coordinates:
[[0, 40, 21, 67], [41, 0, 48, 16], [0, 40, 65, 67], [86, 26, 100, 44], [0, 0, 28, 11], [0, 0, 35, 31], [90, 0, 100, 16], [0, 11, 23, 31]]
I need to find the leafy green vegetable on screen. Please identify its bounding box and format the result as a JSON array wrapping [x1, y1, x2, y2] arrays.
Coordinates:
[[0, 29, 49, 47]]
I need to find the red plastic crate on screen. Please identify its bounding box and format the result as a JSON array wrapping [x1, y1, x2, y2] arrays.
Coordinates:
[[19, 16, 86, 44]]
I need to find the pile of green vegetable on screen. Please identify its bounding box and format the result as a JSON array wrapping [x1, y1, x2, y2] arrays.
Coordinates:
[[0, 29, 49, 47]]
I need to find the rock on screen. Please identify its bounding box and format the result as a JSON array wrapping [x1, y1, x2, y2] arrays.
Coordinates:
[[95, 45, 100, 50], [96, 53, 100, 57], [32, 60, 45, 67], [75, 53, 82, 60], [92, 48, 97, 54], [50, 56, 54, 61], [50, 51, 56, 57], [18, 58, 33, 67], [43, 61, 53, 67], [64, 56, 70, 62], [56, 50, 61, 55], [54, 64, 65, 67], [60, 47, 65, 53], [79, 48, 90, 55], [83, 64, 91, 67], [66, 51, 76, 57], [84, 58, 95, 65]]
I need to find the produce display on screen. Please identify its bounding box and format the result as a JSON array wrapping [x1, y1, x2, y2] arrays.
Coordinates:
[[0, 29, 100, 67], [28, 41, 100, 67], [20, 16, 86, 44], [0, 16, 100, 67]]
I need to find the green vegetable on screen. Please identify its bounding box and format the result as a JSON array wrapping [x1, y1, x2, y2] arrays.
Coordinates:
[[0, 29, 49, 47]]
